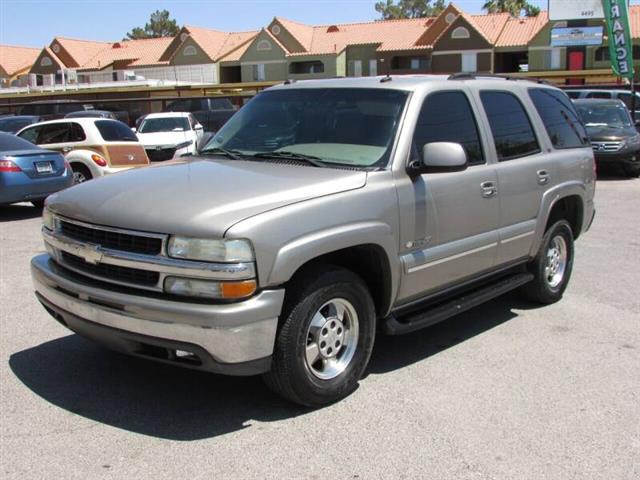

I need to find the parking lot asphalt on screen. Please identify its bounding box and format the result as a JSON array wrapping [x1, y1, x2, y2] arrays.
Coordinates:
[[1, 175, 638, 480]]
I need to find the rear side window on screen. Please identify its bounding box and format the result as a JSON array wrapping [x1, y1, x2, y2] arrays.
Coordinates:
[[586, 91, 611, 99], [95, 120, 138, 142], [17, 125, 41, 143], [565, 91, 582, 99], [480, 91, 540, 161], [528, 88, 589, 149], [413, 91, 484, 165]]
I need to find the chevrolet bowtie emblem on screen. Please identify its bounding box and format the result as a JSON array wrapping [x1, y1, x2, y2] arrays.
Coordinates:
[[77, 244, 103, 265]]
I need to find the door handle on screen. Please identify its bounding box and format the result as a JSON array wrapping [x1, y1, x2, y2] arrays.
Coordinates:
[[537, 169, 550, 185], [480, 181, 497, 198], [62, 146, 73, 153]]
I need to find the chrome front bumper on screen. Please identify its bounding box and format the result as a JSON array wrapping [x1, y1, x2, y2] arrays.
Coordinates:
[[31, 254, 285, 375]]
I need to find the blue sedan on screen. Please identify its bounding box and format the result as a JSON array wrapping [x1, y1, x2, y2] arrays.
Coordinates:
[[0, 132, 73, 208]]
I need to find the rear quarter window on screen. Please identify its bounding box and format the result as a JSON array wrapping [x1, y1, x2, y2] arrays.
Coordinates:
[[95, 120, 138, 142], [528, 88, 589, 149]]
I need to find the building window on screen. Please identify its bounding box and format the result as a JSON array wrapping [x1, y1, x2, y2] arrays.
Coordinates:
[[369, 59, 377, 76], [595, 46, 610, 62], [289, 61, 324, 74], [445, 13, 456, 24], [391, 56, 430, 70], [252, 63, 265, 81], [451, 27, 470, 39], [550, 48, 561, 69], [461, 52, 477, 72], [257, 40, 272, 51], [52, 44, 60, 54], [40, 57, 52, 67], [183, 45, 197, 56], [271, 25, 281, 36], [180, 32, 189, 42]]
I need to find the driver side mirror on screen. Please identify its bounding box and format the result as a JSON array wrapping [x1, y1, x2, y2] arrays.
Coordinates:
[[409, 142, 468, 174]]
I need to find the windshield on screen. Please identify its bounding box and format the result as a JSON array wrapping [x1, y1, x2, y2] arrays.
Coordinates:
[[576, 103, 633, 129], [0, 117, 35, 134], [204, 88, 409, 168], [139, 117, 189, 133]]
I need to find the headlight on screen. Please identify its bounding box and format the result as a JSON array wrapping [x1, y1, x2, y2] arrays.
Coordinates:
[[167, 236, 254, 263], [626, 134, 640, 147], [42, 208, 55, 231], [164, 277, 256, 299]]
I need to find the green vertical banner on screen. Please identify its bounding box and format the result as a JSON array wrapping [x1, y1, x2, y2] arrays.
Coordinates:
[[602, 0, 635, 78]]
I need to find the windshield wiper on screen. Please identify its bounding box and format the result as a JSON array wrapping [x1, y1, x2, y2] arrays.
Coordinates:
[[252, 151, 328, 168], [199, 147, 245, 160]]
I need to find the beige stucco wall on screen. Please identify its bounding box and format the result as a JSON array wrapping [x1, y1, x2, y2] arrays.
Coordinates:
[[170, 37, 212, 66]]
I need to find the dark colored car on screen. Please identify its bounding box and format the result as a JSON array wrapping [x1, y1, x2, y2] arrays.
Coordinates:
[[574, 99, 640, 177], [163, 97, 236, 132], [65, 110, 117, 120], [0, 132, 73, 207], [18, 100, 94, 121], [0, 115, 41, 134]]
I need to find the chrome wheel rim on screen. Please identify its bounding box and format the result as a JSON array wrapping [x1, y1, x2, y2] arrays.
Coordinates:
[[73, 171, 87, 183], [305, 298, 359, 380], [545, 235, 567, 288]]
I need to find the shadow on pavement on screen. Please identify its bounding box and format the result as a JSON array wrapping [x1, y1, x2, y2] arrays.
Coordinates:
[[9, 293, 525, 440], [0, 204, 42, 222]]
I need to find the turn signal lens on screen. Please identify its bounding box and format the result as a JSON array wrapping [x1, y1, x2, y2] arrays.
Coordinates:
[[91, 154, 107, 167], [0, 160, 21, 172], [164, 277, 257, 300]]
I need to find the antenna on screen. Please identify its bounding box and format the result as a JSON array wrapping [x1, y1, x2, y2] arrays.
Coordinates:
[[379, 58, 392, 83]]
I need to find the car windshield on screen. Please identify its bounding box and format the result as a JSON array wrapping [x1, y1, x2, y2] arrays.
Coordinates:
[[0, 117, 34, 134], [576, 103, 633, 128], [95, 120, 138, 142], [203, 88, 409, 168], [139, 117, 189, 133]]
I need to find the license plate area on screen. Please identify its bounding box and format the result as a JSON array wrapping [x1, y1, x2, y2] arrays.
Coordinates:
[[35, 161, 53, 174]]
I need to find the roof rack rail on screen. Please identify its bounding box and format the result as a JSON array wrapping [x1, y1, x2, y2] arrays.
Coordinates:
[[447, 73, 552, 85]]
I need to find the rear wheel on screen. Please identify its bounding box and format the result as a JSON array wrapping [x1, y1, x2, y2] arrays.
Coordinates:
[[522, 220, 574, 304], [71, 164, 92, 183], [263, 266, 376, 407]]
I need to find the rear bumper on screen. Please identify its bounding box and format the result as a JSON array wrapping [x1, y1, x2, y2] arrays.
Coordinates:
[[31, 254, 285, 375], [0, 171, 73, 205]]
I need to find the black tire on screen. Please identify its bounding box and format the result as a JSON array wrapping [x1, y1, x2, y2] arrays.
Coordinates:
[[31, 199, 45, 209], [623, 164, 640, 178], [71, 164, 92, 184], [522, 220, 574, 304], [263, 266, 376, 407]]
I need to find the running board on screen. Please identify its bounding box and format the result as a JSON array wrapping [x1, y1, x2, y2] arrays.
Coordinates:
[[383, 272, 534, 335]]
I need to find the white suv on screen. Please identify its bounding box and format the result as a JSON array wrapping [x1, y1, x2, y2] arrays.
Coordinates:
[[134, 112, 204, 161], [17, 118, 149, 183]]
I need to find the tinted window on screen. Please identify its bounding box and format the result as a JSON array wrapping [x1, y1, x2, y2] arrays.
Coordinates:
[[95, 120, 138, 142], [209, 98, 234, 110], [528, 88, 589, 149], [480, 91, 540, 161], [32, 122, 86, 144], [17, 125, 41, 143], [565, 91, 582, 99], [413, 91, 484, 165], [69, 123, 86, 142], [616, 93, 639, 111], [575, 103, 633, 129], [0, 132, 42, 151], [139, 117, 190, 133], [586, 91, 611, 99]]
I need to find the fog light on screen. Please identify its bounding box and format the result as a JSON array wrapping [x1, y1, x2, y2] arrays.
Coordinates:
[[164, 277, 256, 300]]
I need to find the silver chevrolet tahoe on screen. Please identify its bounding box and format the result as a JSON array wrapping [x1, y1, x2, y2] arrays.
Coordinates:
[[31, 75, 596, 406]]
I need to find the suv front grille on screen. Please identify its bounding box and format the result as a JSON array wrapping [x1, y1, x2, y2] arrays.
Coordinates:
[[145, 147, 176, 162], [61, 251, 160, 287], [591, 141, 623, 152], [60, 220, 162, 255]]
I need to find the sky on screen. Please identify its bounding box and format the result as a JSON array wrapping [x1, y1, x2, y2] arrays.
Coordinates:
[[0, 0, 554, 48], [2, 0, 640, 48]]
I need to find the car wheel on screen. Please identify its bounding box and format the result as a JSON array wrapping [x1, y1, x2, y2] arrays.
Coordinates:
[[522, 220, 574, 304], [623, 164, 640, 178], [263, 266, 376, 407], [71, 164, 92, 184], [31, 200, 45, 209]]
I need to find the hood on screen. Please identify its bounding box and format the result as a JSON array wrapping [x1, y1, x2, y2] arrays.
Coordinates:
[[46, 158, 367, 237], [585, 125, 637, 141], [137, 131, 191, 147]]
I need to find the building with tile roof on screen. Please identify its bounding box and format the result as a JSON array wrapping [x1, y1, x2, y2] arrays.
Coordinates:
[[0, 44, 41, 87]]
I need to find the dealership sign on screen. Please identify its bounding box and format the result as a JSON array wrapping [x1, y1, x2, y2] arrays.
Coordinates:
[[548, 0, 604, 20], [550, 26, 604, 46], [603, 0, 635, 78]]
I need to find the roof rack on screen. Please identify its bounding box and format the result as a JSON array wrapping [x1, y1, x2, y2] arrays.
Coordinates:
[[447, 73, 551, 85]]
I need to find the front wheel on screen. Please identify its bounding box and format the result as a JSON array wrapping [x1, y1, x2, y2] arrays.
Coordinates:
[[263, 266, 376, 407], [522, 220, 574, 304]]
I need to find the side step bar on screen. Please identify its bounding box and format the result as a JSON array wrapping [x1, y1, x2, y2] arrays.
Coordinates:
[[383, 272, 534, 335]]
